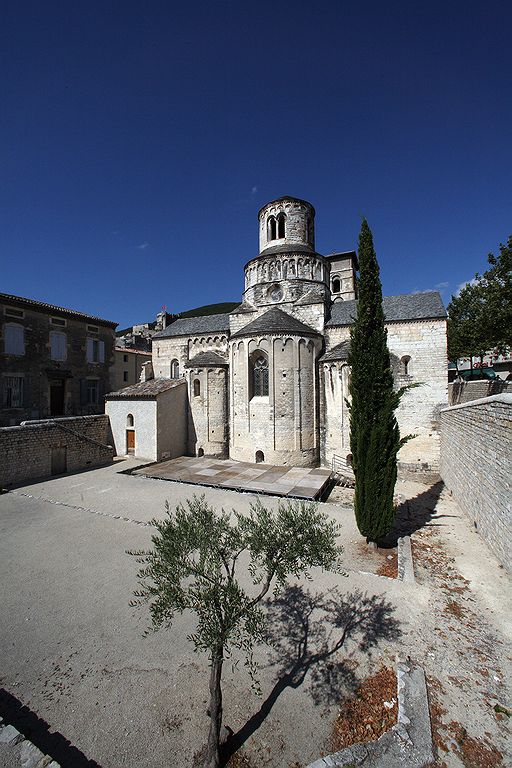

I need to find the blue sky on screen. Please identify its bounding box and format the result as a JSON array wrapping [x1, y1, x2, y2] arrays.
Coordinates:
[[1, 1, 511, 328]]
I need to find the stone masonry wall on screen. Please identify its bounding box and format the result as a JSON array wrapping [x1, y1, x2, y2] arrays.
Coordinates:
[[187, 368, 228, 457], [323, 318, 447, 470], [1, 300, 115, 427], [0, 415, 113, 487], [448, 379, 511, 405], [440, 394, 512, 572]]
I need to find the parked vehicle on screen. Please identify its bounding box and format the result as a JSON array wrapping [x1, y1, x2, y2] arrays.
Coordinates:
[[459, 367, 497, 381]]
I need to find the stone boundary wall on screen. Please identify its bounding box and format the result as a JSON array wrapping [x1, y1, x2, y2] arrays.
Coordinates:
[[0, 415, 113, 488], [449, 378, 511, 405], [440, 394, 512, 572]]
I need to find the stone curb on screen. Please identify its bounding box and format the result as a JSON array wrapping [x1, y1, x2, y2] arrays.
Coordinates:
[[306, 659, 434, 768], [0, 721, 60, 768], [398, 535, 415, 583]]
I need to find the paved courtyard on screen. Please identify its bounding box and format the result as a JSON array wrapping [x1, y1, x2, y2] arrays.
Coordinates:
[[133, 456, 333, 499], [0, 459, 510, 768]]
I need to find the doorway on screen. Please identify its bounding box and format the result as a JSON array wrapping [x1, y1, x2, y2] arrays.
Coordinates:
[[51, 447, 67, 475], [50, 380, 65, 416], [126, 429, 135, 454]]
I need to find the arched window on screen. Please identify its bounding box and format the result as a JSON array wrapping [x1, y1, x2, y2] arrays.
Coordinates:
[[277, 212, 286, 238], [170, 359, 179, 379], [197, 447, 204, 457], [332, 278, 341, 293], [126, 413, 134, 427], [255, 450, 265, 464], [193, 378, 201, 397], [267, 216, 277, 241], [250, 352, 269, 397], [400, 355, 411, 376]]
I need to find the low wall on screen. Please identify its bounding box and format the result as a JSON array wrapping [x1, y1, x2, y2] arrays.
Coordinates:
[[0, 415, 114, 488], [440, 394, 512, 572], [449, 379, 511, 405]]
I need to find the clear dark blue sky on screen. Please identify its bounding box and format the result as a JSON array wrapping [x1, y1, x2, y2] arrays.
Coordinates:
[[1, 1, 511, 328]]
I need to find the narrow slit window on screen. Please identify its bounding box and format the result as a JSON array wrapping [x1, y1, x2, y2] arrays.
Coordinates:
[[277, 213, 286, 238]]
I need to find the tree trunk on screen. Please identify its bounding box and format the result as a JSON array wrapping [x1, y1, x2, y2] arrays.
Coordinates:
[[204, 648, 224, 768]]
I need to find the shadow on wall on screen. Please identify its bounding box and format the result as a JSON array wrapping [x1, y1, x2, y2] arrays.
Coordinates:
[[222, 585, 400, 763], [187, 398, 198, 456], [0, 688, 102, 767]]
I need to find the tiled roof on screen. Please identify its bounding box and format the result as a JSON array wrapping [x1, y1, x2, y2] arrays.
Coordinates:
[[115, 347, 153, 356], [105, 378, 185, 399], [152, 313, 230, 338], [231, 307, 320, 338], [185, 351, 228, 367], [0, 293, 118, 327], [320, 341, 351, 362], [327, 292, 446, 327]]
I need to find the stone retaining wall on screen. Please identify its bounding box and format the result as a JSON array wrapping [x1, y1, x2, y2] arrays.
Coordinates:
[[448, 378, 511, 405], [440, 394, 512, 572], [0, 415, 113, 488]]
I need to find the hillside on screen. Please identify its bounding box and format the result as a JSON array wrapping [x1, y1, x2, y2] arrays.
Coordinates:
[[179, 302, 239, 318]]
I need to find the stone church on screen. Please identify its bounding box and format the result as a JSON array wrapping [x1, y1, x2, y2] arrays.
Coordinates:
[[106, 196, 447, 471]]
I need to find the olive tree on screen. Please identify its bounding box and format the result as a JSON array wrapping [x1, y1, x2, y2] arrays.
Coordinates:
[[128, 494, 342, 768]]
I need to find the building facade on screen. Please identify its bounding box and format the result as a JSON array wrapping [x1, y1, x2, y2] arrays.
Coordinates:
[[0, 293, 117, 427], [112, 347, 152, 391], [115, 196, 448, 470]]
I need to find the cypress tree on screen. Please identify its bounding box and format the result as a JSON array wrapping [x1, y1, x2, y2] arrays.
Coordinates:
[[348, 219, 406, 543]]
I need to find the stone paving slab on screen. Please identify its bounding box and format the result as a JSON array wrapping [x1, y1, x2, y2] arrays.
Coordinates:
[[133, 457, 334, 500]]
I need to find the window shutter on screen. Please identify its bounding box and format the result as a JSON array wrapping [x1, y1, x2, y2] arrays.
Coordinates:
[[5, 324, 24, 355], [99, 340, 105, 363], [86, 337, 94, 362], [98, 379, 104, 405], [60, 333, 67, 361]]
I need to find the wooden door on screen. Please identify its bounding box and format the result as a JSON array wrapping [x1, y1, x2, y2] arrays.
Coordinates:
[[126, 429, 135, 453], [51, 447, 67, 475]]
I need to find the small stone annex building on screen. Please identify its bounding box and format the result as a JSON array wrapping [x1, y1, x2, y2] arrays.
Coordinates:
[[106, 197, 448, 470]]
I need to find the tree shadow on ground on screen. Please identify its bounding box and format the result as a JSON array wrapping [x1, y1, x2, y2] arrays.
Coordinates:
[[221, 585, 400, 764], [380, 480, 452, 547], [0, 688, 101, 767]]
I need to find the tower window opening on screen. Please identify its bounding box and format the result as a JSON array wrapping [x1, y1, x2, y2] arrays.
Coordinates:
[[401, 355, 411, 376], [277, 212, 286, 239], [126, 413, 134, 427], [267, 216, 277, 241], [332, 277, 341, 293], [193, 378, 201, 397], [250, 352, 269, 397], [255, 450, 264, 463], [170, 359, 180, 379]]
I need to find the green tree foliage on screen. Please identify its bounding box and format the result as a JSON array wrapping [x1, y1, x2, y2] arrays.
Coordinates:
[[348, 220, 410, 543], [128, 495, 342, 768], [448, 235, 512, 361]]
